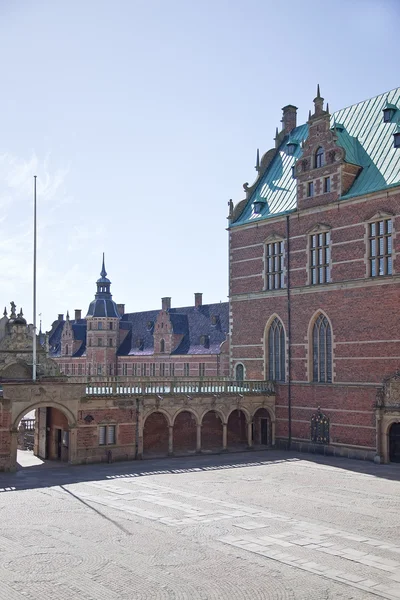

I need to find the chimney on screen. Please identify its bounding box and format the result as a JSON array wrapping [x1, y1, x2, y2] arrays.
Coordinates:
[[117, 303, 125, 316], [74, 309, 81, 321], [194, 293, 202, 308], [281, 105, 298, 134], [58, 314, 64, 321], [162, 297, 171, 311]]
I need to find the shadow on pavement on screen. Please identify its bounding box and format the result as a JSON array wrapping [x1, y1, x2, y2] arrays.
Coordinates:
[[1, 449, 399, 493]]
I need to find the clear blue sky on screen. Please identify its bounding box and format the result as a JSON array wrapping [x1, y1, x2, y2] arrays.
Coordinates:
[[0, 0, 398, 330]]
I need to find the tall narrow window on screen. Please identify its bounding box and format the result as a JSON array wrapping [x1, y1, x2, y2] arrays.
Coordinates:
[[307, 181, 314, 197], [199, 363, 205, 376], [266, 240, 284, 290], [160, 339, 165, 353], [122, 363, 127, 376], [132, 364, 137, 376], [310, 231, 330, 284], [324, 177, 331, 193], [268, 318, 285, 382], [65, 345, 69, 356], [98, 322, 103, 330], [150, 363, 156, 376], [141, 363, 147, 377], [369, 219, 393, 276], [235, 363, 244, 381], [315, 146, 325, 168], [160, 363, 165, 376], [184, 363, 190, 377], [312, 314, 332, 383], [99, 425, 116, 446], [170, 363, 175, 376]]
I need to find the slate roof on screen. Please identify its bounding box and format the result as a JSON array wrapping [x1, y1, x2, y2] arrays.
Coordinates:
[[118, 302, 229, 357], [231, 87, 400, 227], [48, 303, 229, 358], [86, 298, 120, 319], [48, 319, 87, 358]]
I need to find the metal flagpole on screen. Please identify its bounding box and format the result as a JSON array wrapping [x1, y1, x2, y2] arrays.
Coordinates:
[[32, 175, 37, 381]]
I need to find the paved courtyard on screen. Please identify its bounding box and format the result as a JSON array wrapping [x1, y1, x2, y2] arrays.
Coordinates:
[[1, 451, 400, 600]]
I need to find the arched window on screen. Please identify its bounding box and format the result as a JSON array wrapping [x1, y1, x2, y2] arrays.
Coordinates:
[[268, 317, 285, 382], [160, 339, 165, 353], [315, 147, 325, 168], [65, 344, 69, 356], [235, 364, 244, 381], [312, 314, 332, 383]]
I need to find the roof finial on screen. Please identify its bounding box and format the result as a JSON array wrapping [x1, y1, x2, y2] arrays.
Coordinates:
[[317, 84, 321, 99], [255, 148, 260, 171], [100, 252, 107, 278], [66, 310, 70, 321], [326, 102, 329, 114], [3, 307, 7, 317], [308, 109, 312, 121]]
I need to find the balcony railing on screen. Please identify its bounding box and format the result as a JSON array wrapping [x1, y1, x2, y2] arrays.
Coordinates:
[[84, 378, 274, 397]]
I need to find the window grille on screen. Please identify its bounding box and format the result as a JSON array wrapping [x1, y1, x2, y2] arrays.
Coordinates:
[[312, 314, 332, 383], [268, 318, 285, 382], [369, 219, 392, 277], [310, 231, 330, 284], [266, 241, 284, 290]]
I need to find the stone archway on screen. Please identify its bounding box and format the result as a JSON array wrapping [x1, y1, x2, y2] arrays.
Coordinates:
[[201, 410, 223, 451], [143, 411, 169, 456], [173, 411, 197, 454], [389, 423, 400, 463], [227, 409, 247, 449]]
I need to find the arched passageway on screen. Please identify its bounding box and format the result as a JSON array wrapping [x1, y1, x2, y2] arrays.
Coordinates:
[[227, 409, 247, 449], [253, 408, 271, 446], [14, 405, 73, 470], [389, 423, 400, 463], [173, 411, 197, 454], [201, 411, 223, 451], [143, 412, 169, 456]]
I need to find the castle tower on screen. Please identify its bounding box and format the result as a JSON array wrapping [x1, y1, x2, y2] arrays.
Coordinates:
[[85, 254, 121, 377]]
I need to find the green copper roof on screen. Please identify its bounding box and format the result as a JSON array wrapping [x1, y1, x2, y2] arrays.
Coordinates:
[[231, 88, 400, 227]]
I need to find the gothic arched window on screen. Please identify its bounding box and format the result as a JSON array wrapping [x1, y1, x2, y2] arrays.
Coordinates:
[[268, 317, 285, 382], [160, 339, 165, 353], [65, 345, 69, 356], [312, 314, 332, 383], [235, 363, 244, 381], [315, 147, 325, 168]]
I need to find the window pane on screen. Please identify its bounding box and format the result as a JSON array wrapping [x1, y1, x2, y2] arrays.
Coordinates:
[[370, 222, 376, 236], [388, 257, 393, 274], [326, 247, 330, 263], [326, 267, 330, 282], [379, 237, 384, 255], [379, 220, 384, 235], [387, 219, 392, 233], [319, 267, 324, 283], [311, 235, 316, 248], [371, 259, 376, 277], [312, 268, 316, 284], [99, 426, 106, 446], [318, 233, 323, 246], [319, 248, 323, 264], [370, 239, 376, 257], [387, 236, 392, 254], [280, 272, 285, 288], [311, 250, 316, 266], [107, 425, 115, 445], [379, 258, 384, 275]]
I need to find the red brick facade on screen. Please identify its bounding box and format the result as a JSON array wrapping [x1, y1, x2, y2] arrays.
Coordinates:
[[229, 88, 400, 460]]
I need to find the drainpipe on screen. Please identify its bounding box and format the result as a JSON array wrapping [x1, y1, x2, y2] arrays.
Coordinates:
[[286, 215, 292, 449]]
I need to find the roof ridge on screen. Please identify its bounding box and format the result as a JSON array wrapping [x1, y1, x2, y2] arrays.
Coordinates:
[[331, 86, 400, 117]]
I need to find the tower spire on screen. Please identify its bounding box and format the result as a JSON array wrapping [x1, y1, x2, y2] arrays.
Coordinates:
[[255, 148, 260, 171], [100, 252, 107, 278]]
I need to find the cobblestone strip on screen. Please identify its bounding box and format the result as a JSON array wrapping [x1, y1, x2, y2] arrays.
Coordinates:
[[219, 536, 400, 600]]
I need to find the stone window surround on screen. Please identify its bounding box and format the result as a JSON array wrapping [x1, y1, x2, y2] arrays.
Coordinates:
[[262, 313, 288, 383], [262, 233, 286, 291], [305, 310, 336, 384], [363, 210, 396, 278], [306, 223, 332, 286]]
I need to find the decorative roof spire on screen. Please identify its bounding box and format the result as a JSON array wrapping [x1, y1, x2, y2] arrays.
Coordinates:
[[313, 84, 325, 117], [308, 109, 312, 121], [66, 310, 70, 321], [100, 252, 107, 278], [255, 148, 260, 171], [3, 307, 7, 317], [326, 102, 329, 114]]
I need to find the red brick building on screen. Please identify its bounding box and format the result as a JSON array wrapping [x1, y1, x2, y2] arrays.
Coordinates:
[[228, 86, 400, 462], [48, 256, 229, 380]]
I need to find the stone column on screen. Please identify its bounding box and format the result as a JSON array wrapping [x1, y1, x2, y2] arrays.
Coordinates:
[[222, 422, 227, 451], [247, 420, 253, 448], [9, 428, 18, 472], [196, 424, 202, 453], [168, 425, 174, 456]]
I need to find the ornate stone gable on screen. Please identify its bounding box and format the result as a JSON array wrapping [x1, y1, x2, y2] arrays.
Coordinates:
[[295, 87, 362, 210]]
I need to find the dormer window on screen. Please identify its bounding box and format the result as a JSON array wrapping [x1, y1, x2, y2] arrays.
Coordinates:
[[147, 320, 153, 330], [160, 339, 165, 353], [394, 127, 400, 149], [253, 198, 267, 215], [383, 103, 397, 123], [137, 338, 144, 350], [211, 315, 219, 326], [315, 147, 325, 168], [286, 139, 298, 156], [200, 335, 209, 348]]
